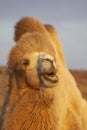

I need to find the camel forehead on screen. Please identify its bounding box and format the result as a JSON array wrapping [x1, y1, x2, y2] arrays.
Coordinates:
[[17, 32, 56, 56], [23, 53, 55, 60]]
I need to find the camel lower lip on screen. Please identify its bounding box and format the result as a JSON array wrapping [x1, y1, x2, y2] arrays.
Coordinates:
[[44, 74, 58, 83]]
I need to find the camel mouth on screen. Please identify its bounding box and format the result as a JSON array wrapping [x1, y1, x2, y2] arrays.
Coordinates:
[[41, 72, 58, 87], [44, 72, 58, 83]]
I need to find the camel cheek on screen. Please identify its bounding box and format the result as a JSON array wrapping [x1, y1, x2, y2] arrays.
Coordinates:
[[27, 71, 40, 89]]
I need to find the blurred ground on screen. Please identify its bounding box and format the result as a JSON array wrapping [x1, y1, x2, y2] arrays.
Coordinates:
[[70, 70, 87, 100], [0, 66, 87, 100], [0, 66, 6, 74]]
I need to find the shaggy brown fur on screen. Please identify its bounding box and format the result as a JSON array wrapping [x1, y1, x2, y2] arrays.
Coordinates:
[[14, 17, 65, 65]]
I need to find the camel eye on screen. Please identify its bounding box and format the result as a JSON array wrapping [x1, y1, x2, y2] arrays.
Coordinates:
[[22, 59, 30, 66]]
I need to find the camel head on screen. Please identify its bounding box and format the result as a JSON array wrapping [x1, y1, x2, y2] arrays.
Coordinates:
[[8, 32, 58, 90]]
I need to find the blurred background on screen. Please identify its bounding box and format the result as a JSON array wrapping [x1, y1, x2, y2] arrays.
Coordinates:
[[0, 0, 87, 70]]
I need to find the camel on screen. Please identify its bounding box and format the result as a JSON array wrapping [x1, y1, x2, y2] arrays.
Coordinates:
[[0, 17, 87, 130], [0, 17, 66, 112]]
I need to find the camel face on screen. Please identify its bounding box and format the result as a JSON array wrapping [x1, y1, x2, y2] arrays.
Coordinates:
[[14, 52, 58, 90], [8, 32, 58, 90]]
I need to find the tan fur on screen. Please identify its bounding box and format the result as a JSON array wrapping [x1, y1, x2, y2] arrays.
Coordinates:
[[14, 17, 65, 65], [0, 17, 87, 130]]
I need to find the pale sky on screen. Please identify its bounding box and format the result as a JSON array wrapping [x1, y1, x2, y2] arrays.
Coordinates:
[[0, 0, 87, 69]]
